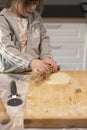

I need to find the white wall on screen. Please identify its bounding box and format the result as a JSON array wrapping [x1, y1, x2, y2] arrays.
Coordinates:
[[44, 0, 87, 5]]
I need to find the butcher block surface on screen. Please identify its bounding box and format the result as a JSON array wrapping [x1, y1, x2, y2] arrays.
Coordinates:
[[24, 71, 87, 128], [0, 98, 10, 124]]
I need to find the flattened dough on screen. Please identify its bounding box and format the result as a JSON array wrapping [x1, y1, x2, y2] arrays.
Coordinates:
[[46, 72, 71, 85]]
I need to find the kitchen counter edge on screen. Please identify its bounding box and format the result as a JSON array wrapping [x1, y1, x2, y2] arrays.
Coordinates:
[[42, 17, 87, 23]]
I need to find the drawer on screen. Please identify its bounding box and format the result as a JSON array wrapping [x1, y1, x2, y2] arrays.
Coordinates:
[[85, 28, 87, 63], [45, 23, 85, 43], [86, 48, 87, 63], [52, 43, 84, 62], [85, 64, 87, 70], [56, 63, 83, 70]]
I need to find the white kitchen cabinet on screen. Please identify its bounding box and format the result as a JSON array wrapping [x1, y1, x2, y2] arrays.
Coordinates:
[[84, 24, 87, 70], [58, 63, 83, 70], [44, 23, 86, 70], [52, 43, 84, 62], [85, 64, 87, 69], [46, 23, 85, 43]]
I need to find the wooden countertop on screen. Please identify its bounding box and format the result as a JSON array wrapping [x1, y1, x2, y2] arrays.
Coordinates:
[[24, 71, 87, 128], [43, 17, 87, 23]]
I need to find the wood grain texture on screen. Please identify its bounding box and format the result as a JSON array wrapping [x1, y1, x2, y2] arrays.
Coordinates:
[[24, 71, 87, 128], [0, 98, 10, 124]]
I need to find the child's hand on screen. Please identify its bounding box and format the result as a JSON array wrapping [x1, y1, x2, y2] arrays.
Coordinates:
[[29, 59, 49, 73], [42, 57, 59, 72]]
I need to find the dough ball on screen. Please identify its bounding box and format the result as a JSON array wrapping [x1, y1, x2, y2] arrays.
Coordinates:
[[46, 72, 71, 85]]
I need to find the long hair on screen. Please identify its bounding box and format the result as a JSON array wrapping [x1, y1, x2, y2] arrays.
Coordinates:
[[36, 0, 44, 15], [4, 0, 44, 14]]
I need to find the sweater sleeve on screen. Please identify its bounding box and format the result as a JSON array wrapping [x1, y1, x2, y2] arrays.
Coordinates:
[[0, 16, 34, 71], [39, 17, 52, 59]]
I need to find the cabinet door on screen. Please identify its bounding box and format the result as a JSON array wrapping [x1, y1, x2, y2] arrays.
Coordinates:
[[44, 22, 86, 70], [85, 64, 87, 70], [57, 63, 83, 70], [45, 23, 85, 43], [52, 43, 84, 63], [84, 24, 87, 70]]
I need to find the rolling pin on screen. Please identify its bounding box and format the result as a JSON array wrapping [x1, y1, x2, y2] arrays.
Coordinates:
[[0, 98, 10, 124]]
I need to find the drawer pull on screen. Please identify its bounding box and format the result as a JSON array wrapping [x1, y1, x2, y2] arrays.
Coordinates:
[[52, 44, 61, 49], [46, 24, 62, 29]]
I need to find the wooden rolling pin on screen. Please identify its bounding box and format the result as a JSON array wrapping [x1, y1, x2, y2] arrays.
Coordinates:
[[0, 98, 10, 124]]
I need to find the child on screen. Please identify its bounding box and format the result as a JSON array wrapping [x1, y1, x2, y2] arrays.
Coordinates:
[[0, 0, 58, 73]]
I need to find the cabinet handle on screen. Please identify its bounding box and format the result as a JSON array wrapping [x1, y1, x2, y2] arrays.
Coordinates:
[[46, 24, 62, 29], [56, 24, 62, 28], [57, 44, 61, 48], [52, 44, 61, 49]]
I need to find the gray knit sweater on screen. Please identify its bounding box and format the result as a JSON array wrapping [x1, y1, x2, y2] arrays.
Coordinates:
[[0, 8, 52, 72]]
